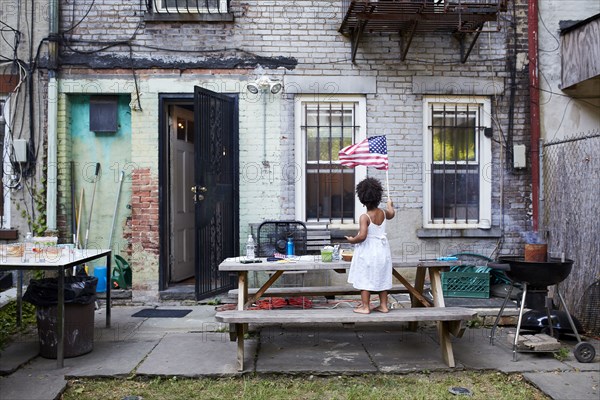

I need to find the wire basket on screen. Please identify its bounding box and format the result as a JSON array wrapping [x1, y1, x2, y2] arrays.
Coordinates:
[[442, 271, 490, 299]]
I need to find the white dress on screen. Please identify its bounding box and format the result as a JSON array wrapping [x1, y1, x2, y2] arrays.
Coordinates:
[[347, 210, 393, 292]]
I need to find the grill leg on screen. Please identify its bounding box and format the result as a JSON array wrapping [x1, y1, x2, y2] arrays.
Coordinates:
[[513, 283, 528, 362], [490, 284, 514, 345], [556, 283, 583, 343]]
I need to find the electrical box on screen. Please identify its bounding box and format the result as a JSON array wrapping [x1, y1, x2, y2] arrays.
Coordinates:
[[13, 139, 27, 163], [513, 144, 526, 169], [89, 96, 118, 133]]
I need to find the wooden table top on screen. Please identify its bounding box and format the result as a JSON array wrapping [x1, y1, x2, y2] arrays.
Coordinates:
[[218, 256, 460, 272]]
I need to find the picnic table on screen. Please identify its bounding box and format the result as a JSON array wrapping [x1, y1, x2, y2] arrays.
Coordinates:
[[216, 256, 476, 370]]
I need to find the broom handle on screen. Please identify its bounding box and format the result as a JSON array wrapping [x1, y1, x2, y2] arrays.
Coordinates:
[[108, 171, 125, 249], [84, 163, 101, 249]]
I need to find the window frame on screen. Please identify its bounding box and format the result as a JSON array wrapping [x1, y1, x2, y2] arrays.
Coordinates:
[[422, 96, 492, 229], [150, 0, 228, 14], [294, 95, 367, 224]]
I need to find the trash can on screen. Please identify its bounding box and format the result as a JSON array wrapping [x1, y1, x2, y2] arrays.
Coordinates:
[[23, 276, 98, 359]]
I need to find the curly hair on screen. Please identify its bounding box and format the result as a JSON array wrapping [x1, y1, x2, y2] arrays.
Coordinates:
[[356, 177, 383, 210]]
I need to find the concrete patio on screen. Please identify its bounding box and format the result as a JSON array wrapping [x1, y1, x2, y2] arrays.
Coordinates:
[[0, 299, 598, 400]]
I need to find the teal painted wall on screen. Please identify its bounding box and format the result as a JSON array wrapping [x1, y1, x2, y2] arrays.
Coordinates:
[[69, 94, 132, 271]]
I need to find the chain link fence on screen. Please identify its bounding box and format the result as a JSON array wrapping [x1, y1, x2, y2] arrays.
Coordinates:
[[542, 129, 600, 335]]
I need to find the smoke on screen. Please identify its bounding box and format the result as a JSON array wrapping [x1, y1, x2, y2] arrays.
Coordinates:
[[522, 231, 545, 244]]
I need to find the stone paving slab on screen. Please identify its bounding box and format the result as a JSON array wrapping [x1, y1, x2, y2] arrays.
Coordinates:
[[136, 332, 248, 376], [453, 328, 570, 372], [358, 327, 451, 373], [18, 339, 160, 378], [64, 340, 159, 377], [523, 371, 600, 400], [0, 341, 39, 375], [256, 326, 377, 374], [0, 364, 66, 400]]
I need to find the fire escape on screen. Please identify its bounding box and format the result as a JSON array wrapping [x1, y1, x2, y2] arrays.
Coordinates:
[[339, 0, 508, 63]]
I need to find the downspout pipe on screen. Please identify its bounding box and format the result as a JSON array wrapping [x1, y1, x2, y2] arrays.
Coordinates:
[[46, 0, 59, 231], [528, 0, 540, 232]]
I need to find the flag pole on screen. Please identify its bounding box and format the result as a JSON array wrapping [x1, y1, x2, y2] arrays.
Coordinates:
[[385, 168, 390, 201]]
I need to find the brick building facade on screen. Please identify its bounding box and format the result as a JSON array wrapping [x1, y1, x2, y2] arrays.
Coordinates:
[[47, 0, 534, 302]]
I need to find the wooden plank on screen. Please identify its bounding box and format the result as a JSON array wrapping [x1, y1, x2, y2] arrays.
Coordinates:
[[236, 323, 244, 371], [219, 256, 459, 272], [228, 284, 409, 298], [215, 307, 476, 324], [438, 321, 454, 368], [237, 271, 247, 310], [392, 269, 432, 307], [245, 270, 283, 307], [429, 268, 445, 307]]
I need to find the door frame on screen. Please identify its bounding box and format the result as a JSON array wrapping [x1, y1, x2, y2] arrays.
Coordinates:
[[158, 92, 240, 293]]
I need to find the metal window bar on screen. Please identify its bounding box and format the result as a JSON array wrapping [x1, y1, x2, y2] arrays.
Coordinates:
[[302, 103, 357, 223], [430, 103, 482, 224], [148, 0, 228, 14], [316, 102, 321, 222]]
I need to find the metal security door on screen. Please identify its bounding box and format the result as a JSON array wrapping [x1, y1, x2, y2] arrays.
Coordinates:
[[193, 86, 238, 299]]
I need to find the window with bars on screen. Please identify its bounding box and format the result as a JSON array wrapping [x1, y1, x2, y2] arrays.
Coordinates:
[[295, 97, 367, 223], [147, 0, 228, 13], [423, 97, 492, 229]]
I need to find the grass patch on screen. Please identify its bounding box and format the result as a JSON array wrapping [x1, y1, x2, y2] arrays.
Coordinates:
[[0, 300, 36, 350], [62, 372, 548, 400]]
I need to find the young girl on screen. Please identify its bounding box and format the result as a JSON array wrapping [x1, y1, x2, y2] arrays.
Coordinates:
[[345, 177, 395, 314]]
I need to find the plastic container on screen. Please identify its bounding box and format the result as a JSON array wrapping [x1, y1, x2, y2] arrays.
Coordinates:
[[442, 271, 490, 298], [286, 237, 294, 257], [23, 232, 33, 262], [245, 234, 255, 260], [93, 266, 107, 293], [320, 246, 333, 262], [36, 302, 95, 358]]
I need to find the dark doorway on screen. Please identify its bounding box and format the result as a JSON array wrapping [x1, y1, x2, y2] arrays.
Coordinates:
[[158, 90, 238, 300]]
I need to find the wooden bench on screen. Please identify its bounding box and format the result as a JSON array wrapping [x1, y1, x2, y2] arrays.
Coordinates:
[[215, 306, 476, 371], [228, 284, 411, 298]]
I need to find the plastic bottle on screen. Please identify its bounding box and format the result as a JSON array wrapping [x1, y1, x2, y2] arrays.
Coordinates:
[[245, 234, 255, 260], [286, 237, 294, 257], [23, 232, 33, 262], [332, 244, 340, 262]]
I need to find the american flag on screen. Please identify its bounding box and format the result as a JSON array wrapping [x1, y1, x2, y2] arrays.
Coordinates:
[[338, 135, 389, 170]]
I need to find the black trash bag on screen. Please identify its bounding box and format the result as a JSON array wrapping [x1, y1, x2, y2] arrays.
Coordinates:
[[23, 276, 98, 306]]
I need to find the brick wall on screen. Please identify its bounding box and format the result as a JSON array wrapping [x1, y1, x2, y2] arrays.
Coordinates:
[[55, 1, 535, 295]]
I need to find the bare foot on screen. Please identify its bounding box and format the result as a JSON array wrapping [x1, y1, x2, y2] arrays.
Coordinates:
[[372, 305, 389, 313], [353, 306, 371, 314]]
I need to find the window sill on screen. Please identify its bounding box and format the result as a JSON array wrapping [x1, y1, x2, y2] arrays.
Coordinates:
[[0, 229, 19, 240], [144, 12, 234, 23], [416, 227, 502, 239]]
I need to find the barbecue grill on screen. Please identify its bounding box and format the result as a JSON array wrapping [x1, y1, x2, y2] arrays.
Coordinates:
[[488, 257, 596, 363]]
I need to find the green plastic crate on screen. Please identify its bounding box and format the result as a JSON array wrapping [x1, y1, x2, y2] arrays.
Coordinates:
[[442, 271, 490, 299]]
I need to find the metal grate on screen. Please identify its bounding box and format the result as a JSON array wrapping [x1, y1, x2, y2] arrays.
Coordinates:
[[429, 103, 483, 224], [301, 102, 358, 223], [147, 0, 229, 14], [340, 0, 506, 35], [543, 131, 600, 318]]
